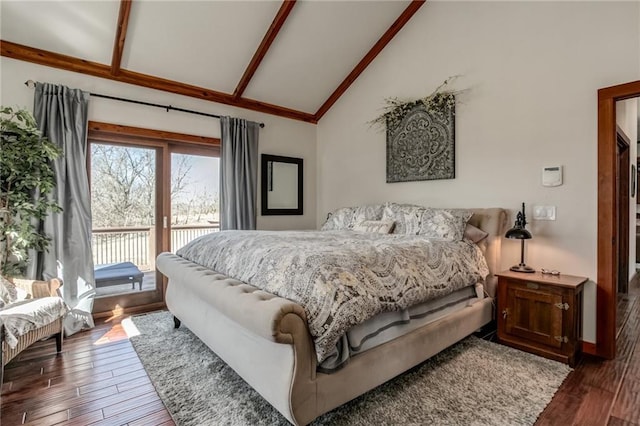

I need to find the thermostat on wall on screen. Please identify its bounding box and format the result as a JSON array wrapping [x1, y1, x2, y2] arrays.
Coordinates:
[[542, 166, 563, 187]]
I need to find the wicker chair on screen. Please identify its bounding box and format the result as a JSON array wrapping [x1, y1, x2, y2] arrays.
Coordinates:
[[1, 279, 64, 382]]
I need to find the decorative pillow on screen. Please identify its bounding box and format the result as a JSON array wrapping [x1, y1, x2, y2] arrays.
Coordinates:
[[381, 203, 426, 234], [418, 208, 473, 241], [321, 207, 356, 231], [352, 204, 385, 225], [0, 275, 23, 308], [321, 204, 385, 230], [463, 223, 489, 244], [353, 219, 395, 234], [0, 291, 6, 309]]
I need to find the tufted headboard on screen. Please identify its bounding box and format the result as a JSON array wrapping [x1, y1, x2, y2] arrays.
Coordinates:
[[466, 208, 508, 297]]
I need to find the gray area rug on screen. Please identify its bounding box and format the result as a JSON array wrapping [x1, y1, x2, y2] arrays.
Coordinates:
[[128, 311, 571, 426]]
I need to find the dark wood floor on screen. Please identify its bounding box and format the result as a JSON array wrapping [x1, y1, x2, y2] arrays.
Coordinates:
[[1, 317, 175, 425], [536, 273, 640, 426], [2, 277, 640, 426]]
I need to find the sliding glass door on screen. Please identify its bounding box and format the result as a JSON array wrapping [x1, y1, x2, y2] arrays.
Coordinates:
[[87, 123, 220, 317], [90, 143, 161, 299], [89, 143, 165, 316]]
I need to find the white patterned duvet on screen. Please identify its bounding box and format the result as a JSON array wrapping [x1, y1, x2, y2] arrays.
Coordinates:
[[177, 230, 489, 364]]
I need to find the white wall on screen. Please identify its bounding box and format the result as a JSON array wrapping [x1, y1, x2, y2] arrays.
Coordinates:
[[617, 98, 639, 279], [617, 99, 638, 149], [0, 57, 317, 230], [317, 1, 640, 343]]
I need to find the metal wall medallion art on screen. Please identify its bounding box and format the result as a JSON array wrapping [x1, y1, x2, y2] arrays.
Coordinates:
[[386, 99, 455, 183]]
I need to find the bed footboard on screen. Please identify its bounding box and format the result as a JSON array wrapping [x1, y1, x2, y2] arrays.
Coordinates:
[[157, 252, 494, 425], [156, 253, 316, 425]]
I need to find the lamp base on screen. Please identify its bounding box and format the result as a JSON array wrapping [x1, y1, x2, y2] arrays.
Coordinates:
[[510, 264, 535, 273]]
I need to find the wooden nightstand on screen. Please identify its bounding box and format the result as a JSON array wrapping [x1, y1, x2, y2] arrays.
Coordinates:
[[496, 270, 587, 367]]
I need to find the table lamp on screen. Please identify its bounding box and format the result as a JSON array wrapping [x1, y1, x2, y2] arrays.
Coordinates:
[[505, 202, 534, 273]]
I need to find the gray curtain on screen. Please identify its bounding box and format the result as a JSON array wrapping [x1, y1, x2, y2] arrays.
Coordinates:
[[31, 82, 95, 335], [219, 116, 260, 230]]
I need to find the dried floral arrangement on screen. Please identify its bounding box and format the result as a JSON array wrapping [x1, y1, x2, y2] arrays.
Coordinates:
[[369, 76, 463, 131]]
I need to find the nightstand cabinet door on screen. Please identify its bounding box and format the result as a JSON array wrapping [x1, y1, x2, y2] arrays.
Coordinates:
[[505, 285, 563, 348], [496, 271, 587, 367]]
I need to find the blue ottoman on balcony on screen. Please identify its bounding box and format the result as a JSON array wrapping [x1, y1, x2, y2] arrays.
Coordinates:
[[94, 262, 144, 290]]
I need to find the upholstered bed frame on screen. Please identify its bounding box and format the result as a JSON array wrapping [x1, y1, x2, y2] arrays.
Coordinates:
[[156, 208, 507, 425]]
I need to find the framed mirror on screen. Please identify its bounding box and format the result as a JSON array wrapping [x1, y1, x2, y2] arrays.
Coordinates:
[[261, 154, 303, 215]]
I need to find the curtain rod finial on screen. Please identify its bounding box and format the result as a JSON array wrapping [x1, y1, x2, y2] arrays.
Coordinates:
[[24, 80, 36, 88]]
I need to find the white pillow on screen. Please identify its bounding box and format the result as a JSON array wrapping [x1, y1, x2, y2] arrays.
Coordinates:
[[418, 208, 473, 241], [321, 204, 385, 230], [381, 203, 425, 234], [382, 203, 473, 240], [352, 204, 385, 225], [352, 219, 396, 234], [0, 275, 29, 308], [320, 207, 355, 231]]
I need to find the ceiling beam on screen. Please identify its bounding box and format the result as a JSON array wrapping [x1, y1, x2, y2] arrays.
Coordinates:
[[111, 0, 133, 76], [233, 0, 297, 100], [314, 0, 426, 121], [1, 40, 317, 123]]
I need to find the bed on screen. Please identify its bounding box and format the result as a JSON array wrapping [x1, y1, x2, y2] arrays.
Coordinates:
[[156, 205, 506, 425]]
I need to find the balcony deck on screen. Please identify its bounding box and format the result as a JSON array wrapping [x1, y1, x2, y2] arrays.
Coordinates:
[[95, 270, 157, 297], [92, 223, 218, 298]]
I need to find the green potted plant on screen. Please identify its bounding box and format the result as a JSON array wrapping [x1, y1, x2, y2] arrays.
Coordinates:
[[0, 106, 62, 277]]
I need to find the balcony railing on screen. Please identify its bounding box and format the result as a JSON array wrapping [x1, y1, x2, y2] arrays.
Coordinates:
[[91, 223, 219, 270]]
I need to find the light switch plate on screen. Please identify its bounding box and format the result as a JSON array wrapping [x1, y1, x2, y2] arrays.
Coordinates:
[[533, 205, 556, 220]]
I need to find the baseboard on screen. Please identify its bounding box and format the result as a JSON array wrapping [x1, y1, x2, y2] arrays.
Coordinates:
[[92, 302, 167, 321], [581, 341, 597, 356]]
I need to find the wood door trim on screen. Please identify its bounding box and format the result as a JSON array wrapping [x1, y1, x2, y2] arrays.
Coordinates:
[[92, 301, 166, 320], [617, 124, 632, 145], [617, 133, 630, 295], [88, 121, 220, 147], [597, 79, 640, 359], [160, 144, 171, 297]]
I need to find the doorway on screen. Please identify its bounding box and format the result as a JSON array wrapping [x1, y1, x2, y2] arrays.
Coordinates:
[[616, 131, 630, 295], [90, 143, 162, 299], [87, 122, 220, 318], [597, 80, 640, 360]]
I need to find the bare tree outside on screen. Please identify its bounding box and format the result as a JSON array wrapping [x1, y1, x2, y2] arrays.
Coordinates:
[[91, 144, 157, 228], [91, 145, 219, 227], [90, 144, 220, 276], [170, 153, 219, 225]]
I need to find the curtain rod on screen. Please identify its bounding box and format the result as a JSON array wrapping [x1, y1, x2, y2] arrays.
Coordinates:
[[24, 80, 265, 128]]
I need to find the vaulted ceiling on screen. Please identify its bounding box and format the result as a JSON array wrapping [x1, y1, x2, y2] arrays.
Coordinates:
[[0, 0, 425, 123]]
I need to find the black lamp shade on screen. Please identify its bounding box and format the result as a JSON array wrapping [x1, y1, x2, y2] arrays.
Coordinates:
[[505, 227, 532, 240]]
